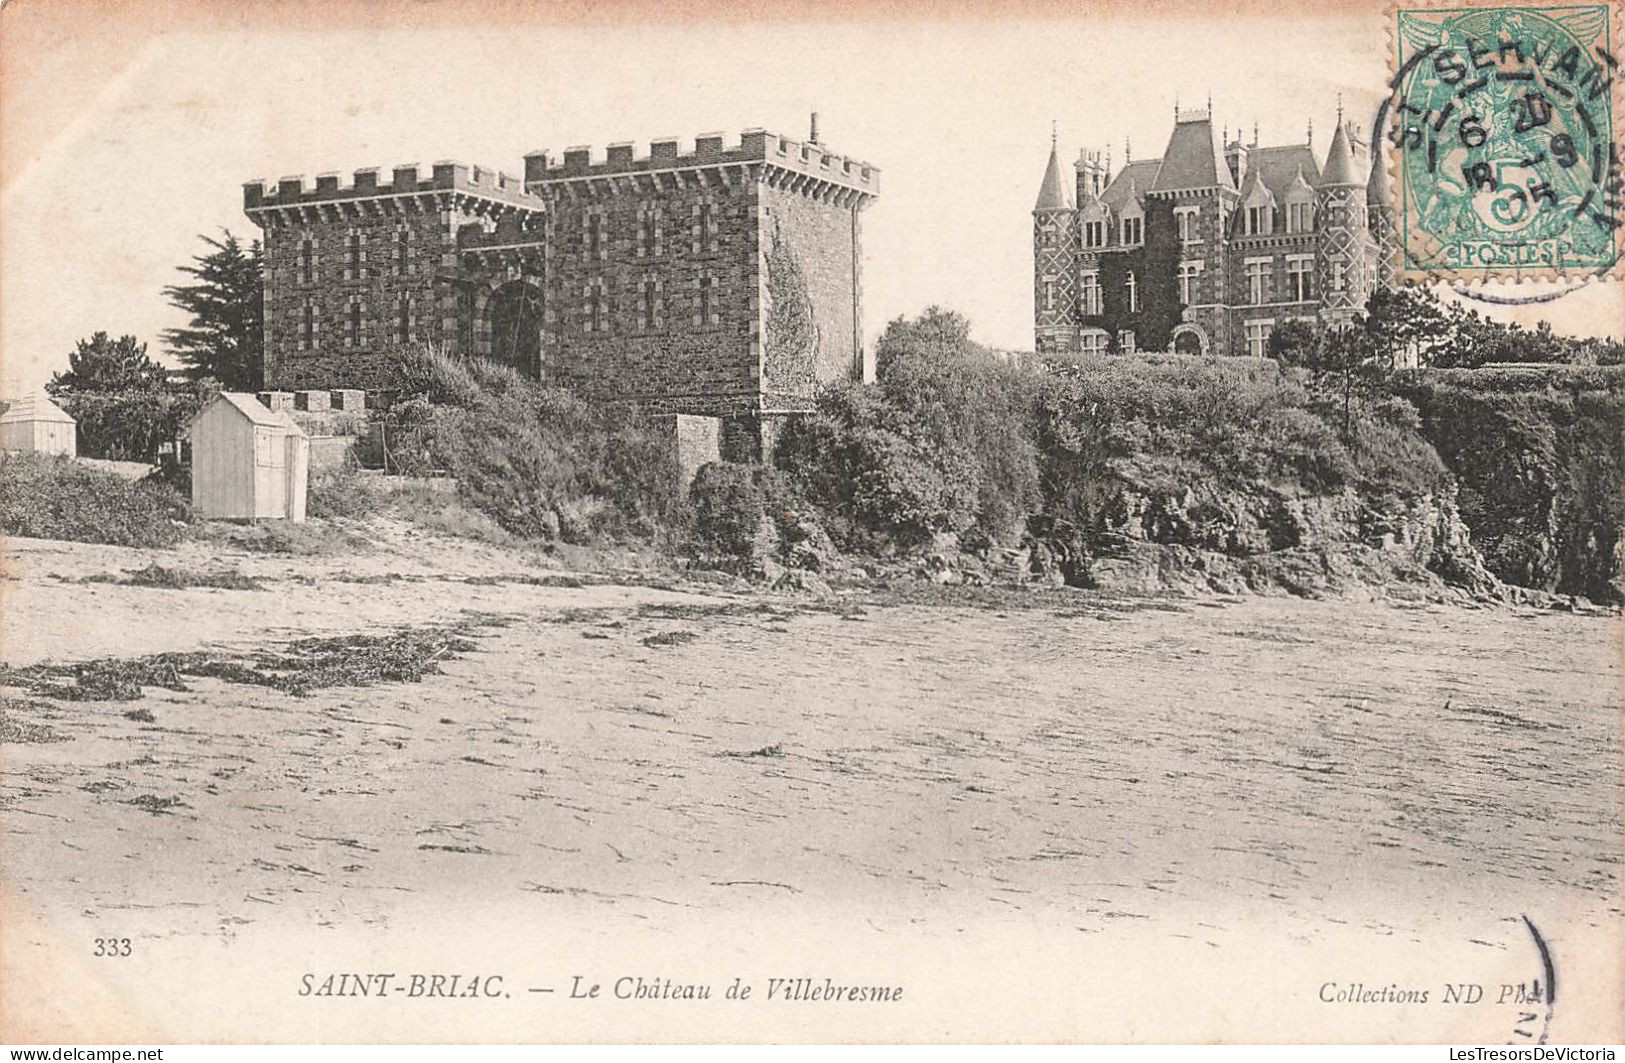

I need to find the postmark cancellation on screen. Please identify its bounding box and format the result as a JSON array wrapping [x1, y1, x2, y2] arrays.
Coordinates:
[[1386, 0, 1623, 282]]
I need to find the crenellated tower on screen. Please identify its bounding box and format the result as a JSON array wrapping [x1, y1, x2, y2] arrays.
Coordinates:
[[245, 120, 879, 432], [1033, 134, 1079, 354]]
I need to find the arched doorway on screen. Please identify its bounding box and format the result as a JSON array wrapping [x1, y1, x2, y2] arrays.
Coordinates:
[[1171, 324, 1209, 356], [486, 281, 544, 377]]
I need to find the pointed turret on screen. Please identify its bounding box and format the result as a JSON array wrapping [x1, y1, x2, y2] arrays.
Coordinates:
[[1033, 134, 1079, 354], [1366, 146, 1392, 207], [1315, 118, 1372, 325], [1034, 140, 1074, 211], [1321, 120, 1361, 185], [1367, 145, 1398, 294]]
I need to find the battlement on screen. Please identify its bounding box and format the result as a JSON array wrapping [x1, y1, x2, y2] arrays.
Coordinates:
[[522, 128, 879, 198], [243, 161, 543, 215]]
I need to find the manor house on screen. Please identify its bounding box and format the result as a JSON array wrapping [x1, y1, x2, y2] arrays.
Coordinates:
[[243, 118, 877, 429], [1033, 106, 1396, 358]]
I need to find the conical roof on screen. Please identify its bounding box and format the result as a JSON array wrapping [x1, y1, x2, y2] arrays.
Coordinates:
[[1034, 142, 1073, 211], [1366, 147, 1393, 206], [1321, 122, 1361, 185]]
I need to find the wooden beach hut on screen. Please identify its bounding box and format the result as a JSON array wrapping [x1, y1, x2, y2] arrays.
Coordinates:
[[188, 392, 309, 522], [0, 392, 77, 456]]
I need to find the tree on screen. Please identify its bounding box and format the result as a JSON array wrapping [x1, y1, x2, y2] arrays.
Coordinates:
[[161, 230, 264, 390], [47, 332, 168, 395], [1362, 286, 1458, 369], [1307, 325, 1391, 439], [1266, 319, 1320, 368]]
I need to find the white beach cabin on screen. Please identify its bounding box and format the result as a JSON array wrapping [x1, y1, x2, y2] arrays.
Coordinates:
[[0, 392, 77, 456], [189, 393, 309, 522]]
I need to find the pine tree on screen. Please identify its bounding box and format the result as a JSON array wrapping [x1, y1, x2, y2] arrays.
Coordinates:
[[47, 332, 169, 394], [161, 230, 264, 390]]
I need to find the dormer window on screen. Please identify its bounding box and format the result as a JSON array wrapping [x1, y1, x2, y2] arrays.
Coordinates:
[[1286, 201, 1314, 233], [1121, 214, 1143, 246], [1243, 182, 1277, 237], [1081, 202, 1108, 249]]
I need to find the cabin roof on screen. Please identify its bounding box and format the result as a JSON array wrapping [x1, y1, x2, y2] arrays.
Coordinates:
[[0, 392, 76, 425], [195, 392, 306, 434]]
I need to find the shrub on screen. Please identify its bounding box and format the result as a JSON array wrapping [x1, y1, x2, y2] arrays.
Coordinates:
[[688, 462, 769, 559], [53, 387, 213, 462], [382, 347, 681, 543], [306, 466, 384, 520], [776, 309, 1040, 551], [0, 452, 190, 547]]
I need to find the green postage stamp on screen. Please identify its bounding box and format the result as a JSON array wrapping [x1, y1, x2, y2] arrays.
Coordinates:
[[1389, 1, 1622, 280]]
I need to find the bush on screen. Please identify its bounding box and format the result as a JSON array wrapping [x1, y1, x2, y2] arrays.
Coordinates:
[[776, 309, 1040, 551], [53, 387, 213, 462], [688, 462, 770, 558], [306, 466, 385, 520], [0, 452, 190, 547], [382, 347, 681, 543]]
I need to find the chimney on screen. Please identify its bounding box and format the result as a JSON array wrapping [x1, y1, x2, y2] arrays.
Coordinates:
[[809, 112, 821, 145]]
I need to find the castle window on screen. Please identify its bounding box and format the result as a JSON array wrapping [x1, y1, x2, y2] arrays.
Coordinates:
[[1178, 260, 1205, 305], [1287, 202, 1314, 233], [1080, 272, 1102, 315], [297, 235, 315, 284], [695, 273, 721, 327], [345, 295, 365, 348], [1331, 261, 1347, 292], [1124, 271, 1140, 314], [1287, 256, 1315, 301], [1118, 329, 1137, 355], [1245, 319, 1274, 358], [638, 205, 663, 258], [344, 230, 366, 280], [395, 227, 412, 274], [585, 213, 606, 261], [693, 201, 719, 253], [1080, 330, 1108, 356], [395, 295, 413, 344], [583, 278, 609, 334], [298, 298, 317, 351], [640, 276, 664, 331], [1175, 206, 1202, 244], [1084, 220, 1105, 248], [1121, 214, 1143, 246], [1246, 259, 1271, 305], [1041, 277, 1056, 312]]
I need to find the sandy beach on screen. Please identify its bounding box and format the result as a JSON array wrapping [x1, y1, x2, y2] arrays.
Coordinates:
[[2, 524, 1620, 1042]]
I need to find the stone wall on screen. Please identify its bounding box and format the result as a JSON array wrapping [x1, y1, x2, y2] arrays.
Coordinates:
[[758, 182, 865, 400], [262, 207, 451, 391], [538, 179, 761, 413]]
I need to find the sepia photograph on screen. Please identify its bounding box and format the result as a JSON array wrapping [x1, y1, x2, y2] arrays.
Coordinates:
[[0, 0, 1620, 1046]]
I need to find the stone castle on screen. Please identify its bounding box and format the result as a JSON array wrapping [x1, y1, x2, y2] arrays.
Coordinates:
[[1033, 106, 1396, 358], [243, 117, 877, 434]]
